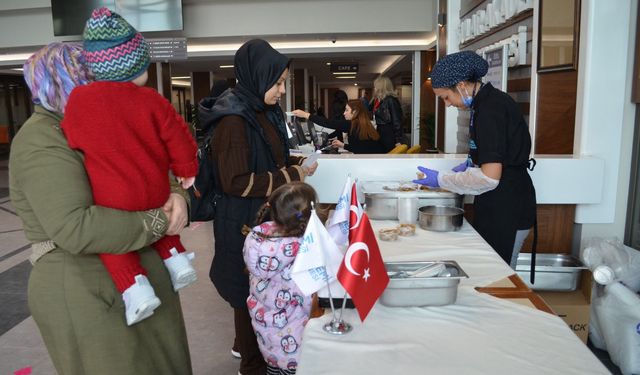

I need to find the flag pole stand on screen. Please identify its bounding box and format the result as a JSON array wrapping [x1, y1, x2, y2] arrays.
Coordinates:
[[321, 280, 352, 335]]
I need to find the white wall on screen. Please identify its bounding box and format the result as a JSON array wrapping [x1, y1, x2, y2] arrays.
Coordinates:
[[443, 0, 461, 153], [0, 0, 436, 49], [576, 0, 637, 238], [573, 0, 636, 230]]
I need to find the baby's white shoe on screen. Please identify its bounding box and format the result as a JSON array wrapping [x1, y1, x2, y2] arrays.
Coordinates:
[[122, 274, 161, 326], [164, 248, 197, 291]]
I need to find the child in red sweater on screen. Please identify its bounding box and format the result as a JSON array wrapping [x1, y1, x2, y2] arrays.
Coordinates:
[[61, 8, 198, 326]]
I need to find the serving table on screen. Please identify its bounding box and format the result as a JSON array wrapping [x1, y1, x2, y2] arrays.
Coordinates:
[[297, 220, 609, 375]]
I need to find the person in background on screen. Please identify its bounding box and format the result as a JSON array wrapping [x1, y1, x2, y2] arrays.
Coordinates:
[[328, 89, 348, 141], [359, 90, 372, 113], [292, 99, 384, 154], [413, 50, 536, 268], [330, 89, 348, 120], [198, 39, 318, 375], [372, 76, 404, 151], [61, 8, 199, 326], [243, 182, 317, 375], [10, 42, 192, 375]]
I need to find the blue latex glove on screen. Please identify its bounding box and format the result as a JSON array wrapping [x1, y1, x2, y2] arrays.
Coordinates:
[[452, 161, 469, 173], [413, 166, 440, 188]]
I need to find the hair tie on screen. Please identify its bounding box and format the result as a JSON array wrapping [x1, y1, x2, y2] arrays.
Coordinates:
[[295, 212, 303, 220]]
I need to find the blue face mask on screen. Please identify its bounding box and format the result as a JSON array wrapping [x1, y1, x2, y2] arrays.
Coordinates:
[[457, 85, 473, 108]]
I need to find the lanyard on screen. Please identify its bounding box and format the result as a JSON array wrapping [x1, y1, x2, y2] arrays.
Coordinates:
[[466, 82, 482, 167]]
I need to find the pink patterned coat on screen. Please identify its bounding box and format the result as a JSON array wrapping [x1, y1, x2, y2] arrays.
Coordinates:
[[243, 221, 311, 371]]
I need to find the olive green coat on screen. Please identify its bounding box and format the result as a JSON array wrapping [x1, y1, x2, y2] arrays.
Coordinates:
[[9, 106, 193, 375]]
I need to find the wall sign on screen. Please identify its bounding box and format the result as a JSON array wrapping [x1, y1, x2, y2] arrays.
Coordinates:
[[330, 63, 359, 73], [483, 45, 508, 92], [147, 37, 188, 61]]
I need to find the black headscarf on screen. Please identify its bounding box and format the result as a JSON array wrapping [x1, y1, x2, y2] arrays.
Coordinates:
[[199, 39, 291, 160], [234, 39, 289, 112]]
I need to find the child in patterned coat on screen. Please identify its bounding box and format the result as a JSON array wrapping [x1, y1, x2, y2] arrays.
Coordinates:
[[243, 182, 317, 375], [61, 7, 198, 326]]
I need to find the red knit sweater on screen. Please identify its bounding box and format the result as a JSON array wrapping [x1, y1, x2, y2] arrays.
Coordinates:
[[62, 81, 198, 211]]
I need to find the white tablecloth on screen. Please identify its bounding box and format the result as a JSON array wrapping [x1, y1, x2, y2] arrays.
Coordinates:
[[300, 220, 610, 375], [318, 220, 515, 298]]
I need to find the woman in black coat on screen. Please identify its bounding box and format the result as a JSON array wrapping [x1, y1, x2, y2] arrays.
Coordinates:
[[292, 99, 385, 154], [372, 75, 405, 151], [198, 39, 317, 375]]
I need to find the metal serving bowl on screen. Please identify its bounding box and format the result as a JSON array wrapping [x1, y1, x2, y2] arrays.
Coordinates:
[[418, 205, 464, 232]]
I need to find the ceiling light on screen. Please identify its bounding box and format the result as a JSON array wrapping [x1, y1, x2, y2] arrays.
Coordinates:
[[336, 76, 356, 79], [333, 72, 357, 75], [219, 65, 234, 68], [0, 52, 33, 64], [11, 68, 23, 71], [189, 37, 436, 55], [172, 76, 190, 79], [326, 62, 331, 65], [171, 80, 191, 87], [354, 83, 358, 86]]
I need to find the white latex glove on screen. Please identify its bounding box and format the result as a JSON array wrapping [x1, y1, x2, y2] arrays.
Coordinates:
[[438, 167, 499, 195]]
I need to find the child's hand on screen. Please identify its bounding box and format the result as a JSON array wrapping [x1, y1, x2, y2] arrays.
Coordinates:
[[177, 176, 196, 189]]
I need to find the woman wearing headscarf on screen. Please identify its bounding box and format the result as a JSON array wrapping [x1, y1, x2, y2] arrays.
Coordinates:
[[10, 42, 192, 375], [372, 75, 405, 151], [198, 39, 317, 375], [413, 50, 536, 268]]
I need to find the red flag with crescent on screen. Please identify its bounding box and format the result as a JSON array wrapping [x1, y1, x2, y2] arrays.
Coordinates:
[[337, 182, 389, 321]]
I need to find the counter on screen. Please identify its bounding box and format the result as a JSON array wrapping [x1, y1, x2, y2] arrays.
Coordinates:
[[304, 153, 605, 223], [296, 220, 610, 375]]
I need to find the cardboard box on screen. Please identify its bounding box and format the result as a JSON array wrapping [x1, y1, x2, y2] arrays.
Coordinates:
[[538, 270, 593, 343]]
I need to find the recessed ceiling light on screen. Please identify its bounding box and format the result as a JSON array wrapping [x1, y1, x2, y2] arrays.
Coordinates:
[[335, 76, 356, 79], [354, 83, 358, 86], [172, 76, 190, 79], [219, 65, 234, 68], [326, 62, 331, 65]]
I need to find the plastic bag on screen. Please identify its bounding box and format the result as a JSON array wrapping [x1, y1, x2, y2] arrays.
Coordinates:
[[581, 237, 640, 291], [591, 282, 640, 375]]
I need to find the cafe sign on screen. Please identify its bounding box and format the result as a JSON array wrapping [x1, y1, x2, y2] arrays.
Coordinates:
[[330, 63, 359, 73]]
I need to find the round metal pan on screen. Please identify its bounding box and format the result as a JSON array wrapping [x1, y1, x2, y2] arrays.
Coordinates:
[[418, 205, 464, 232]]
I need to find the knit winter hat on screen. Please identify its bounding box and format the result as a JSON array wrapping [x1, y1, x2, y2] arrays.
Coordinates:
[[431, 51, 488, 88], [82, 7, 150, 82]]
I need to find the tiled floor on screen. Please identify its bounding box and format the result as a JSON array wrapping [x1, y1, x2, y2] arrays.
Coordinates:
[[0, 153, 624, 375]]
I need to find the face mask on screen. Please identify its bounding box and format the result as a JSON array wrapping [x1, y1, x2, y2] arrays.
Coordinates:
[[457, 85, 473, 108]]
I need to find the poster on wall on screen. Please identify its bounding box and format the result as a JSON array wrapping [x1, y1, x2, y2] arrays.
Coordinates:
[[482, 45, 509, 92]]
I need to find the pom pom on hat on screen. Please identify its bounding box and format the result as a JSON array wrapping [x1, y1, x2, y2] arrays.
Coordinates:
[[82, 7, 150, 82], [430, 51, 488, 88]]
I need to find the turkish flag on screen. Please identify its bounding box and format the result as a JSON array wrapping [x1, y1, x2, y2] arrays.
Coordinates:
[[348, 182, 363, 242], [338, 183, 389, 321]]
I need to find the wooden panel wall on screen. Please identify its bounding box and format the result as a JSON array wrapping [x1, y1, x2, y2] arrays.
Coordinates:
[[632, 2, 640, 103], [464, 204, 576, 253], [534, 70, 578, 154], [145, 62, 158, 91], [192, 71, 210, 106], [521, 205, 576, 253]]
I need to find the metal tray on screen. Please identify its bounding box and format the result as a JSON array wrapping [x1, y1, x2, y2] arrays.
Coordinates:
[[381, 260, 468, 307], [515, 253, 587, 291], [362, 181, 463, 220]]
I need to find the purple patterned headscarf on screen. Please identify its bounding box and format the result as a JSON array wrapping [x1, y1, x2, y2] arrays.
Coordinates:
[[23, 42, 93, 114]]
